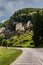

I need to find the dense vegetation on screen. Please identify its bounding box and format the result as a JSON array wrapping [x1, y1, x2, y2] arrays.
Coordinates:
[[5, 8, 42, 30], [0, 30, 33, 47], [0, 8, 43, 47], [32, 11, 43, 47], [0, 8, 42, 29], [11, 30, 33, 47], [1, 8, 43, 65]]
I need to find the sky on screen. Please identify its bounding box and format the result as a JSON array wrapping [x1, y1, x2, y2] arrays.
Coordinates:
[[0, 0, 43, 22]]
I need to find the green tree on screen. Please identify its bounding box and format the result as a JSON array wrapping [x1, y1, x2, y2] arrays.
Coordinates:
[[32, 11, 42, 47], [0, 34, 5, 46]]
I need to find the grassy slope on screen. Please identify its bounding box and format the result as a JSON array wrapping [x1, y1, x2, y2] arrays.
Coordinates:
[[0, 47, 22, 65]]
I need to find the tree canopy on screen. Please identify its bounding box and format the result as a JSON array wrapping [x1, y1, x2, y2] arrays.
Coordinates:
[[32, 11, 43, 47]]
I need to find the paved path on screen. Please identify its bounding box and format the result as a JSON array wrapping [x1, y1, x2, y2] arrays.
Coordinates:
[[10, 48, 43, 65]]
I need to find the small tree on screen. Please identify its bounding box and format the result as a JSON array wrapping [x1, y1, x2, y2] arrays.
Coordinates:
[[0, 34, 5, 46]]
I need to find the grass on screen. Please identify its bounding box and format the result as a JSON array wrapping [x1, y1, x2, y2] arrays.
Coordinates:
[[0, 47, 22, 65]]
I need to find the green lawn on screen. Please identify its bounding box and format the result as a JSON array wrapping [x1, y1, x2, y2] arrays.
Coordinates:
[[0, 47, 22, 65]]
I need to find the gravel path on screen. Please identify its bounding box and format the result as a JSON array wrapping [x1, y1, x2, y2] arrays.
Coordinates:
[[10, 48, 43, 65]]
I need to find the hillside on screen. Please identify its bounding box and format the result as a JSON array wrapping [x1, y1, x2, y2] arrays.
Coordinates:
[[0, 8, 43, 47], [8, 8, 41, 23], [0, 8, 43, 34], [0, 8, 43, 31], [12, 30, 33, 47]]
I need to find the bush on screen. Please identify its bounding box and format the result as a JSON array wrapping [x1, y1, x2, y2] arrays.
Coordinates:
[[2, 39, 12, 47], [23, 40, 28, 43]]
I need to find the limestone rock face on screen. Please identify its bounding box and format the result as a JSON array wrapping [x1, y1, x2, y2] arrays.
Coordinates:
[[16, 21, 32, 31], [16, 23, 25, 31], [0, 27, 5, 34]]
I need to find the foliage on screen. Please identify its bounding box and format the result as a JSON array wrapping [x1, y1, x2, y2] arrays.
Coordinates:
[[0, 8, 43, 47], [11, 30, 33, 47], [0, 23, 3, 28], [32, 11, 43, 47], [1, 8, 42, 31], [0, 30, 33, 47], [2, 39, 10, 46], [0, 34, 5, 46]]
